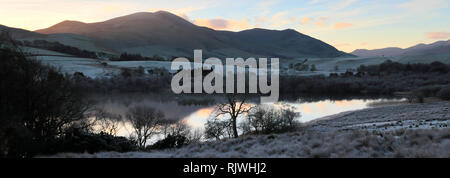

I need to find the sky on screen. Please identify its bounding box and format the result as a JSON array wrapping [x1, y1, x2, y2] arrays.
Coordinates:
[[0, 0, 449, 52]]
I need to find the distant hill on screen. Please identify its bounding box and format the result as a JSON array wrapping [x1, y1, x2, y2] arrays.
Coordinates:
[[0, 25, 45, 39], [352, 40, 450, 57], [1, 25, 116, 54], [32, 11, 350, 59], [351, 47, 404, 58]]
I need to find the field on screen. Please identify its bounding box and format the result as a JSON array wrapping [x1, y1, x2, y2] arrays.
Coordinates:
[[28, 46, 450, 78]]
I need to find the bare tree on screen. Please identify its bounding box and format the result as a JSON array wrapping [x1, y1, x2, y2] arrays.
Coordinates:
[[159, 119, 190, 139], [187, 128, 203, 143], [205, 116, 230, 140], [159, 119, 176, 138], [126, 106, 164, 148], [246, 105, 268, 134], [243, 103, 300, 134], [0, 31, 91, 157], [93, 108, 121, 136], [215, 94, 252, 138]]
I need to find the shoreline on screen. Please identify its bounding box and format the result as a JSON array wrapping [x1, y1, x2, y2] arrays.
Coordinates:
[[44, 101, 450, 158], [305, 100, 450, 132]]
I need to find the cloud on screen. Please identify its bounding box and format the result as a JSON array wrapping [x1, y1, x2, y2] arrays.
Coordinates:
[[179, 14, 191, 21], [333, 22, 353, 29], [314, 21, 327, 27], [202, 19, 228, 29], [269, 11, 298, 27], [194, 18, 251, 31], [300, 17, 312, 25], [148, 6, 207, 23], [426, 31, 450, 39]]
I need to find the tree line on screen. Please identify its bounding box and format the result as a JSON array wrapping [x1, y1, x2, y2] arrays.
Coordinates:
[[19, 40, 100, 59], [0, 32, 195, 157], [109, 52, 166, 61]]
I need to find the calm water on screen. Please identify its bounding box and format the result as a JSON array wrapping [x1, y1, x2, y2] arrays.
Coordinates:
[[90, 94, 405, 138]]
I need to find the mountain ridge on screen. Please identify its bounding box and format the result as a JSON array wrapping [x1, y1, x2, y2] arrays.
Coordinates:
[[351, 40, 450, 57], [31, 11, 351, 59]]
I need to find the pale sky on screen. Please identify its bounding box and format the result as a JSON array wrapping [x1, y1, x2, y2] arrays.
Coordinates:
[[0, 0, 449, 52]]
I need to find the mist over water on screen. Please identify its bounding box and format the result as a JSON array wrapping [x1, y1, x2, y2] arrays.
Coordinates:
[[89, 93, 406, 138]]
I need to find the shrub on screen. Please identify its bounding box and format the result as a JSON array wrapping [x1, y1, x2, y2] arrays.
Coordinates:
[[416, 85, 442, 97], [50, 129, 137, 154], [1, 33, 90, 157], [148, 134, 187, 150], [243, 104, 300, 135], [437, 85, 450, 100], [295, 63, 309, 71], [205, 117, 231, 140], [110, 53, 166, 61], [310, 64, 317, 71], [126, 106, 164, 148]]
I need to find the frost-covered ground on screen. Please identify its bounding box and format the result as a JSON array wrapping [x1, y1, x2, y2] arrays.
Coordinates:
[[305, 101, 450, 132], [28, 47, 450, 79], [36, 56, 117, 78], [46, 101, 450, 158]]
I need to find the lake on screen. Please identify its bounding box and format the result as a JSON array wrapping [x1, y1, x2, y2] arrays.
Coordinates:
[[89, 94, 406, 140]]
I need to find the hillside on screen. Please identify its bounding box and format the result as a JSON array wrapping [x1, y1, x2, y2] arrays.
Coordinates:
[[34, 11, 350, 59], [0, 25, 45, 39], [352, 40, 450, 57]]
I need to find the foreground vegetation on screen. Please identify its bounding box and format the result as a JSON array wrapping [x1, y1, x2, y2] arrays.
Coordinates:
[[2, 32, 450, 158], [0, 35, 298, 157], [47, 128, 450, 158]]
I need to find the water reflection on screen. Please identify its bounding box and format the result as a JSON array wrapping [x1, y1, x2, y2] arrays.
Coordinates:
[[90, 94, 405, 138]]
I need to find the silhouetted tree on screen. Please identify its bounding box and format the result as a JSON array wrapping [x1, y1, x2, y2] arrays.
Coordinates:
[[0, 31, 90, 157], [215, 94, 251, 138], [126, 106, 164, 148]]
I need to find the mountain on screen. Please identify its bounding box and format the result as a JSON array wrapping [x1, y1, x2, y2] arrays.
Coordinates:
[[403, 40, 450, 56], [33, 11, 350, 58], [351, 40, 450, 57], [0, 24, 116, 54], [351, 47, 404, 58], [0, 25, 45, 39]]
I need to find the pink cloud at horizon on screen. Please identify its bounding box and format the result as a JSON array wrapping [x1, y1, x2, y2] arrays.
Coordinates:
[[426, 31, 450, 40]]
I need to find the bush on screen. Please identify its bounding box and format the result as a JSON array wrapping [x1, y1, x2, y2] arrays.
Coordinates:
[[205, 117, 232, 140], [437, 85, 450, 100], [1, 33, 90, 157], [148, 134, 187, 150], [310, 64, 317, 71], [416, 85, 443, 97], [243, 104, 300, 135], [110, 53, 166, 61], [358, 60, 450, 76], [408, 90, 424, 103], [50, 128, 137, 154]]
